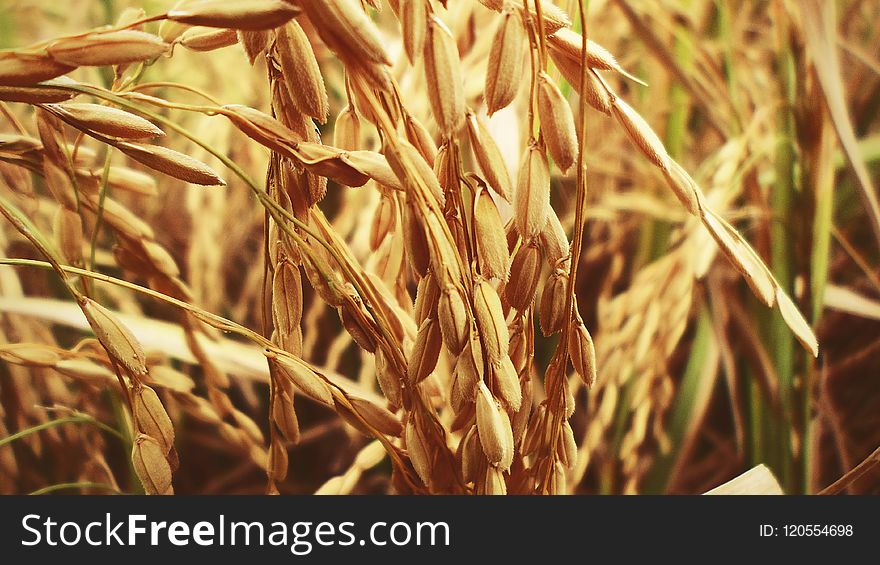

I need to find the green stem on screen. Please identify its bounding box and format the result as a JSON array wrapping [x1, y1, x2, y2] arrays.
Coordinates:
[[770, 13, 797, 493], [643, 311, 713, 493], [0, 257, 272, 348], [714, 0, 742, 133], [30, 481, 120, 495], [0, 414, 125, 449], [537, 0, 591, 493], [748, 374, 765, 470], [89, 148, 113, 275]]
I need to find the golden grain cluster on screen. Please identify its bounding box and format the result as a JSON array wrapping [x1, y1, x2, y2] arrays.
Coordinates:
[[0, 0, 846, 496]]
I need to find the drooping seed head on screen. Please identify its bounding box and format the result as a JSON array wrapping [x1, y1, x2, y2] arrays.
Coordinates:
[[104, 166, 159, 196], [511, 374, 532, 445], [269, 351, 335, 407], [404, 115, 438, 167], [473, 278, 509, 364], [133, 385, 175, 455], [405, 416, 433, 485], [460, 425, 481, 483], [701, 209, 775, 308], [268, 436, 289, 481], [475, 381, 514, 471], [0, 52, 74, 86], [507, 321, 528, 375], [539, 212, 570, 266], [47, 30, 169, 67], [433, 142, 452, 191], [514, 143, 551, 240], [0, 344, 62, 367], [559, 420, 578, 469], [611, 97, 670, 171], [131, 433, 173, 495], [347, 396, 403, 437], [386, 140, 444, 206], [558, 61, 614, 116], [179, 27, 239, 52], [167, 0, 300, 30], [467, 112, 513, 201], [220, 104, 301, 159], [375, 348, 404, 408], [437, 284, 469, 355], [424, 16, 465, 137], [343, 151, 402, 190], [43, 160, 77, 210], [547, 28, 642, 78], [370, 194, 396, 251], [484, 465, 507, 495], [338, 301, 378, 353], [115, 142, 226, 186], [47, 102, 164, 140], [451, 330, 483, 412], [550, 460, 567, 494], [473, 186, 510, 280], [275, 20, 329, 123], [299, 0, 391, 66], [776, 287, 819, 358], [423, 212, 463, 284], [505, 241, 542, 311], [403, 204, 431, 278], [272, 387, 301, 443], [537, 71, 578, 173], [407, 317, 442, 384], [301, 252, 346, 307], [271, 261, 303, 343], [492, 356, 522, 412], [0, 83, 75, 104], [81, 297, 147, 377], [568, 318, 597, 388], [238, 30, 270, 64], [539, 269, 569, 336], [479, 0, 571, 35], [333, 105, 361, 151], [485, 7, 525, 116], [401, 0, 427, 63], [661, 159, 703, 216], [54, 207, 83, 265]]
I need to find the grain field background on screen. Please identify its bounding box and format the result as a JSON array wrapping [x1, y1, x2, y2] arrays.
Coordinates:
[[0, 0, 878, 495]]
